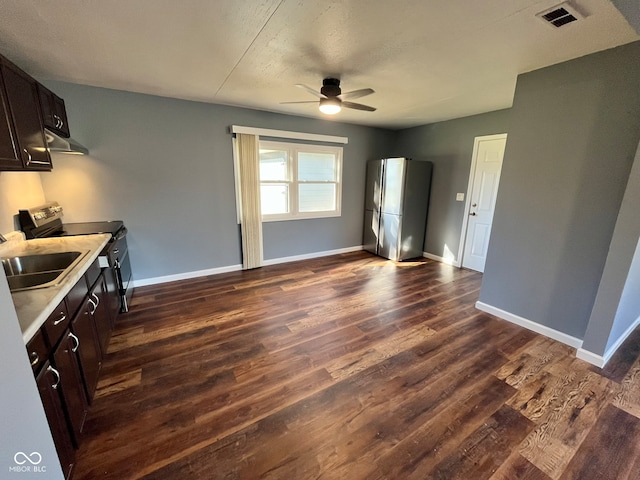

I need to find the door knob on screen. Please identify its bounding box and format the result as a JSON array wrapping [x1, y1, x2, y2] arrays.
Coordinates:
[[470, 212, 477, 216], [472, 203, 477, 207]]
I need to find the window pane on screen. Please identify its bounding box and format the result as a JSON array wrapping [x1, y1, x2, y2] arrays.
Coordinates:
[[260, 184, 289, 215], [298, 152, 336, 181], [259, 149, 288, 181], [299, 184, 336, 212]]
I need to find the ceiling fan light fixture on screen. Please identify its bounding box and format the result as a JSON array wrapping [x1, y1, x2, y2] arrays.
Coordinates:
[[319, 97, 341, 115]]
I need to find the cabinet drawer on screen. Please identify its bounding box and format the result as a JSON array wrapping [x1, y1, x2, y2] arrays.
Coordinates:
[[42, 300, 70, 348], [84, 258, 101, 290], [66, 277, 89, 318], [26, 329, 48, 373]]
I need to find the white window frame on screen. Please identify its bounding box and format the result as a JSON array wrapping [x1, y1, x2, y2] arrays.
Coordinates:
[[259, 140, 343, 222]]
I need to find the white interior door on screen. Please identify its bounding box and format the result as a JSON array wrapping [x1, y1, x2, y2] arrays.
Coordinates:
[[461, 134, 507, 272]]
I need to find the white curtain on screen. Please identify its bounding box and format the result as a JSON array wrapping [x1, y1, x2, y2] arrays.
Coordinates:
[[236, 133, 263, 269]]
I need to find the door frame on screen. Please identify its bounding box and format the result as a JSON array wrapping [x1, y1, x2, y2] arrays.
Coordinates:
[[457, 133, 507, 268]]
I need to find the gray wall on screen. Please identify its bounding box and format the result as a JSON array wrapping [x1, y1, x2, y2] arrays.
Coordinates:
[[581, 138, 640, 355], [612, 0, 640, 34], [0, 171, 45, 234], [393, 110, 511, 262], [480, 41, 640, 339], [40, 82, 395, 281]]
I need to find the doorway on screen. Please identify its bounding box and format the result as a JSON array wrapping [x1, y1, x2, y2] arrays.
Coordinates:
[[459, 134, 507, 272]]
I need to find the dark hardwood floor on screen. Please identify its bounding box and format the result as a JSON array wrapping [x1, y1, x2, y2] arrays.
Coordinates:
[[73, 252, 640, 479]]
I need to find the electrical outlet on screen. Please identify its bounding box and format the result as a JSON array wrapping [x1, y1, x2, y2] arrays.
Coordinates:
[[456, 193, 465, 202]]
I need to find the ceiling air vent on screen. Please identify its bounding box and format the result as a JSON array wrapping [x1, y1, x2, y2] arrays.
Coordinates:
[[536, 3, 584, 28]]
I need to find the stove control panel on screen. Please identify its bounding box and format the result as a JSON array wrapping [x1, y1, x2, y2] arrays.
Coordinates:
[[32, 205, 62, 222], [19, 201, 65, 235]]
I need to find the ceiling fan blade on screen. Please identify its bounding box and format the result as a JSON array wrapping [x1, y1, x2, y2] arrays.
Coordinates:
[[280, 101, 319, 105], [342, 101, 376, 112], [339, 88, 374, 100], [295, 84, 326, 98]]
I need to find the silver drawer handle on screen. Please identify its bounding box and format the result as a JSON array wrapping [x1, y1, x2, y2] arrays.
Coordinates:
[[30, 352, 39, 366], [112, 248, 119, 255], [92, 293, 100, 307], [53, 313, 66, 326], [88, 298, 97, 315], [48, 366, 61, 389], [23, 148, 32, 164], [68, 332, 80, 353]]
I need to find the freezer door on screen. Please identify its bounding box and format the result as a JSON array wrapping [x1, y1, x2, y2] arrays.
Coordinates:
[[364, 159, 384, 212], [381, 158, 406, 215], [379, 212, 402, 261], [396, 160, 433, 260], [363, 209, 380, 254]]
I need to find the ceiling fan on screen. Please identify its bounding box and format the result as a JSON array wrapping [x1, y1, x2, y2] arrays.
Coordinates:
[[281, 78, 376, 115]]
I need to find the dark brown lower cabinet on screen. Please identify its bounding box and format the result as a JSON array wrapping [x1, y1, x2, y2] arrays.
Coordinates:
[[36, 361, 75, 479], [52, 330, 88, 448], [30, 270, 118, 477], [72, 297, 102, 403]]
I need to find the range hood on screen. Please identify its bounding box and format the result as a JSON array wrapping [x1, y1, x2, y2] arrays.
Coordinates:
[[45, 129, 89, 155]]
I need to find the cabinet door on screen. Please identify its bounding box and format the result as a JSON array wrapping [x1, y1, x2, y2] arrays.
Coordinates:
[[0, 66, 21, 170], [72, 298, 102, 403], [52, 330, 88, 447], [53, 94, 70, 138], [37, 83, 70, 138], [91, 275, 112, 356], [37, 83, 55, 132], [1, 59, 52, 170], [36, 361, 75, 479]]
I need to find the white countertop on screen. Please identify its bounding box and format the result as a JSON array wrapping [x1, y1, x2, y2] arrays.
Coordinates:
[[0, 233, 111, 344]]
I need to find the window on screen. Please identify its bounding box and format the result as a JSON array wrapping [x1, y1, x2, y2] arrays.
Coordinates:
[[259, 141, 342, 221]]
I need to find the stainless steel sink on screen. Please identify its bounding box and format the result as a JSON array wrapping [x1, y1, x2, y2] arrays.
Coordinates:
[[2, 251, 89, 292]]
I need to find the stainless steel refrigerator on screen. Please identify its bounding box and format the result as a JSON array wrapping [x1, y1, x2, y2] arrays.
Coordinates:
[[363, 158, 432, 261]]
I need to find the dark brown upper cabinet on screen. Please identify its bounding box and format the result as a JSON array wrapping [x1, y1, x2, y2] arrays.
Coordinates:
[[0, 57, 52, 171], [0, 66, 22, 170], [38, 82, 70, 138]]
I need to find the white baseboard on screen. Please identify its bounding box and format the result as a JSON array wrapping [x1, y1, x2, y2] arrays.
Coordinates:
[[578, 314, 640, 368], [475, 301, 583, 349], [423, 252, 461, 267], [262, 245, 363, 266], [133, 264, 243, 287], [576, 348, 606, 367], [133, 245, 364, 287]]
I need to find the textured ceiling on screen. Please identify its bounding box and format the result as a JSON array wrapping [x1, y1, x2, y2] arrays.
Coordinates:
[[0, 0, 638, 129]]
